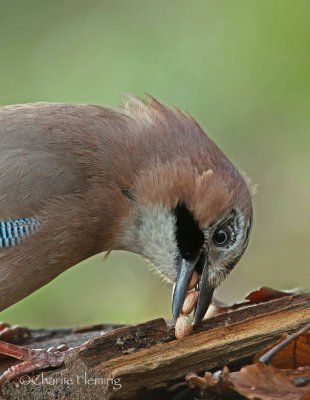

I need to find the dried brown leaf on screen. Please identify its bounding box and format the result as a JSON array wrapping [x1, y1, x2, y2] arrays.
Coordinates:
[[187, 364, 310, 400], [246, 287, 293, 303], [230, 363, 310, 400], [254, 332, 310, 369]]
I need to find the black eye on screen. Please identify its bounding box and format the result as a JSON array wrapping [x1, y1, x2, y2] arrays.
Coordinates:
[[212, 227, 231, 247]]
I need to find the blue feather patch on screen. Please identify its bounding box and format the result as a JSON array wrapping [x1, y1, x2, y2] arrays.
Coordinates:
[[0, 218, 40, 248]]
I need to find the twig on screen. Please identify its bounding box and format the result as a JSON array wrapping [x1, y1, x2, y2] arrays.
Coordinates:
[[259, 322, 310, 364]]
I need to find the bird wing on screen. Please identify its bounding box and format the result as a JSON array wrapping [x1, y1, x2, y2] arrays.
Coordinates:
[[0, 104, 87, 219], [0, 148, 83, 219]]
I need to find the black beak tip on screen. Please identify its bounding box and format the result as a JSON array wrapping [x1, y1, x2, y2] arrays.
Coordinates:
[[172, 286, 182, 321], [193, 287, 214, 326], [172, 253, 214, 326], [172, 258, 196, 321]]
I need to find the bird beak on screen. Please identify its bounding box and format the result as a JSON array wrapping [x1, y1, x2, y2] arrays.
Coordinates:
[[172, 251, 214, 326]]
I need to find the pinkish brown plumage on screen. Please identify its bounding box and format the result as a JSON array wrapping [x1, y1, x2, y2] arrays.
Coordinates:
[[0, 97, 253, 383]]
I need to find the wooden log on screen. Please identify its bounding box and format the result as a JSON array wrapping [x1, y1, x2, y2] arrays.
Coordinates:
[[2, 292, 309, 400]]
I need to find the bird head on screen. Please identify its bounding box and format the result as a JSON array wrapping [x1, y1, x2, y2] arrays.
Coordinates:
[[117, 98, 253, 324]]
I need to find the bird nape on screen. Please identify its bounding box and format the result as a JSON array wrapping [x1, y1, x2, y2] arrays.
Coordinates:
[[0, 96, 253, 386]]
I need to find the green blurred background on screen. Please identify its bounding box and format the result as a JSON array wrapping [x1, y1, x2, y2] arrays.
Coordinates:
[[0, 0, 309, 328]]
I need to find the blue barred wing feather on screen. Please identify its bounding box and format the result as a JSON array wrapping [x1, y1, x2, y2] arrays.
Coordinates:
[[0, 218, 40, 248]]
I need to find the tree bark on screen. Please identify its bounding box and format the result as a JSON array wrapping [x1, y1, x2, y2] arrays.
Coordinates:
[[1, 292, 309, 400]]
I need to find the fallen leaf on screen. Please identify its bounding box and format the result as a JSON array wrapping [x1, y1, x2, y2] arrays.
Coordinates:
[[254, 332, 310, 369], [187, 364, 310, 400], [246, 287, 295, 303], [230, 363, 310, 400]]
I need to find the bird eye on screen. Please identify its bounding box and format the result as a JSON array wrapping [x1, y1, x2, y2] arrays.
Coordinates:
[[212, 227, 231, 247]]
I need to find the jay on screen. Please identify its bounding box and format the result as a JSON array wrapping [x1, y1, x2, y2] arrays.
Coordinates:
[[0, 97, 252, 384]]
